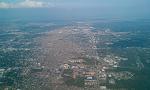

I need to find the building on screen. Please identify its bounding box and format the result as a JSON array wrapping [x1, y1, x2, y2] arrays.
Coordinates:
[[84, 76, 97, 86], [63, 64, 70, 69], [78, 64, 86, 69], [72, 69, 79, 79], [100, 86, 107, 90], [83, 71, 96, 77], [68, 59, 84, 63]]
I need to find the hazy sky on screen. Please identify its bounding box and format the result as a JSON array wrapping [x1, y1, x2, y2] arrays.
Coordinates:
[[0, 0, 150, 20], [0, 0, 150, 8]]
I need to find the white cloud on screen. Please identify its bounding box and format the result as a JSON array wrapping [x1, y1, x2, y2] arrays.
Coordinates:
[[0, 2, 12, 8], [19, 0, 47, 8], [0, 0, 52, 8]]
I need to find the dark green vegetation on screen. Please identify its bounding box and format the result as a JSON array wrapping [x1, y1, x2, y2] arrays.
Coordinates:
[[65, 77, 85, 87], [63, 69, 73, 76], [82, 57, 97, 65], [111, 32, 150, 48], [94, 20, 150, 89], [63, 69, 84, 87]]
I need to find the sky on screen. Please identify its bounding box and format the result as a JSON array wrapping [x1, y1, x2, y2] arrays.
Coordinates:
[[0, 0, 150, 20], [0, 0, 150, 8]]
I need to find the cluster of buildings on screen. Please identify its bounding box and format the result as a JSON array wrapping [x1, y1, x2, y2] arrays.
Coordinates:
[[57, 58, 99, 87], [103, 55, 122, 68], [53, 53, 134, 89]]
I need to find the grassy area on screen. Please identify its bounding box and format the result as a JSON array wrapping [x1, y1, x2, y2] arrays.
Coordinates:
[[82, 57, 97, 65], [63, 69, 73, 75], [65, 77, 85, 87]]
